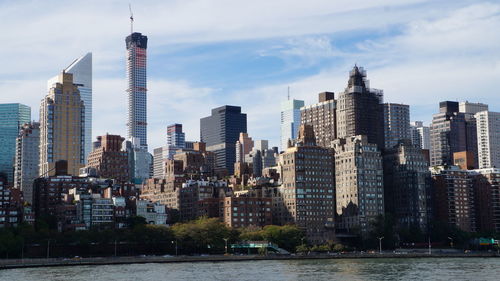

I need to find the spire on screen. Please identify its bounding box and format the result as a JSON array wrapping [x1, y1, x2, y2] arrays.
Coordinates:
[[129, 3, 134, 34], [348, 64, 367, 89]]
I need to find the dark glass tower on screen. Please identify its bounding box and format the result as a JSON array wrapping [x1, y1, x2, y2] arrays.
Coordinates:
[[200, 105, 247, 175]]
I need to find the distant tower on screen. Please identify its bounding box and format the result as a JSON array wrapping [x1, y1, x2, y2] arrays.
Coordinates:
[[126, 6, 148, 150]]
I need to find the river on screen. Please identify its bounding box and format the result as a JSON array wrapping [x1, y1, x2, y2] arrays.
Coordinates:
[[2, 258, 500, 280]]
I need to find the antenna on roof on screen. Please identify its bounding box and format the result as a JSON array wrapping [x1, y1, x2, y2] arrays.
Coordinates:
[[287, 86, 290, 100], [129, 3, 134, 34]]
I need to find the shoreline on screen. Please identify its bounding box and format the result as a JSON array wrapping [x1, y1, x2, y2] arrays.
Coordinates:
[[1, 252, 499, 270]]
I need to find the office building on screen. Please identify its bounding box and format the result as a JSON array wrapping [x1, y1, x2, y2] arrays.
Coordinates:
[[430, 101, 467, 166], [200, 105, 247, 175], [281, 99, 304, 151], [333, 135, 384, 234], [300, 92, 336, 147], [153, 146, 168, 179], [383, 103, 410, 149], [86, 134, 129, 182], [336, 66, 385, 149], [410, 121, 430, 150], [279, 124, 335, 243], [40, 72, 85, 177], [14, 122, 40, 204], [0, 103, 30, 185], [475, 111, 500, 169], [126, 32, 148, 150]]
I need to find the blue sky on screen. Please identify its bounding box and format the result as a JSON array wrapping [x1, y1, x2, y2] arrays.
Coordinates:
[[0, 0, 499, 151]]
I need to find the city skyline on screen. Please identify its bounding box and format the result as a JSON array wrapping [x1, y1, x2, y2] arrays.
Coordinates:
[[0, 1, 499, 152]]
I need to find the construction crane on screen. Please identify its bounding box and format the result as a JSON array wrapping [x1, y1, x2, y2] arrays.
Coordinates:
[[129, 3, 134, 34]]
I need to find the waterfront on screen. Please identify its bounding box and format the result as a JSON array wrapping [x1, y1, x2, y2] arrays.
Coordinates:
[[2, 258, 500, 280]]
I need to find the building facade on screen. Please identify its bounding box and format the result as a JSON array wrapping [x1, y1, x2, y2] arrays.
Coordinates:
[[300, 92, 336, 148], [200, 105, 247, 175], [410, 121, 430, 150], [0, 103, 31, 185], [123, 137, 152, 184], [383, 103, 411, 149], [336, 66, 385, 150], [279, 125, 336, 243], [14, 122, 40, 204], [333, 135, 384, 234], [430, 166, 476, 232], [126, 32, 148, 150], [40, 72, 85, 177], [383, 140, 430, 231], [475, 111, 500, 169], [86, 134, 129, 182], [281, 99, 304, 151]]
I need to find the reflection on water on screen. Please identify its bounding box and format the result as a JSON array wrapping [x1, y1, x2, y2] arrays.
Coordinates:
[[3, 258, 500, 281]]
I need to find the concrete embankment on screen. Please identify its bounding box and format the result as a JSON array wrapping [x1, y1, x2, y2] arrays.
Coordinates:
[[1, 252, 499, 270]]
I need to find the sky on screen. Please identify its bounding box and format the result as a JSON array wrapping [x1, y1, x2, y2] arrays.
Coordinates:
[[0, 0, 499, 152]]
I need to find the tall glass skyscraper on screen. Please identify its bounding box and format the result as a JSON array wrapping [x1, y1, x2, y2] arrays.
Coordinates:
[[66, 52, 92, 163], [280, 99, 304, 151], [200, 105, 247, 175], [0, 103, 31, 185], [126, 32, 148, 150]]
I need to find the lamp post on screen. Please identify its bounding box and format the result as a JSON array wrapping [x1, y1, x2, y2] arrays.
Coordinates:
[[223, 238, 229, 255], [114, 240, 118, 257], [447, 237, 453, 248], [46, 239, 50, 260], [378, 237, 384, 254], [172, 240, 178, 256]]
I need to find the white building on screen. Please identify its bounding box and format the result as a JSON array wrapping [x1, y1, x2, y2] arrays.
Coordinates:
[[280, 99, 304, 151], [459, 101, 488, 117], [136, 200, 168, 225], [475, 111, 500, 169]]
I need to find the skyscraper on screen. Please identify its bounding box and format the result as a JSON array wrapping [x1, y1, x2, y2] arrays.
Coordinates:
[[14, 122, 40, 204], [40, 72, 85, 177], [126, 32, 148, 150], [336, 66, 385, 149], [300, 92, 336, 147], [430, 101, 467, 166], [475, 111, 500, 169], [47, 53, 92, 163], [66, 53, 92, 163], [0, 103, 31, 185], [383, 103, 410, 149], [280, 99, 304, 151], [200, 105, 247, 175], [166, 123, 186, 159]]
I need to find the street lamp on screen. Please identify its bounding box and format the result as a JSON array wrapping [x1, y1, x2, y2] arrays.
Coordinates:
[[447, 237, 454, 248], [171, 240, 178, 256], [223, 238, 229, 255], [378, 237, 384, 254], [114, 240, 118, 257]]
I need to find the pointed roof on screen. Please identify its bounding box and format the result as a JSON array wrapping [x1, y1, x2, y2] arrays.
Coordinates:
[[347, 64, 367, 89]]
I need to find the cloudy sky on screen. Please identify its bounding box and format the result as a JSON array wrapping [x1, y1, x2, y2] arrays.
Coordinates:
[[0, 0, 499, 151]]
